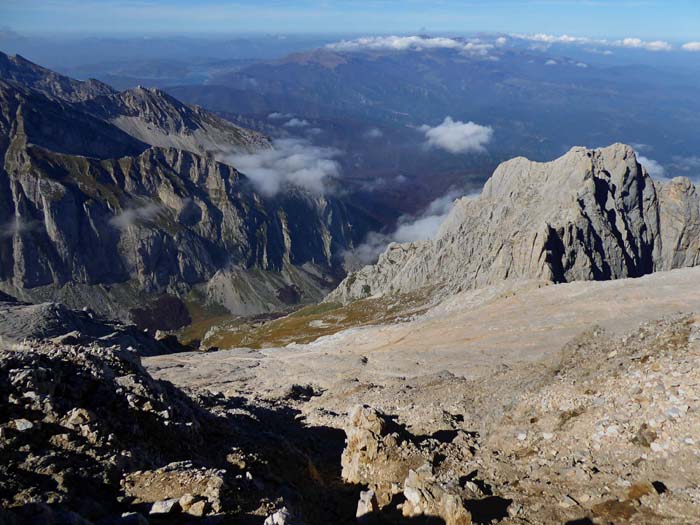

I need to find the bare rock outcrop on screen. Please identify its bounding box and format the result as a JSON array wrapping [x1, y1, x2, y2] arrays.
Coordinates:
[[0, 299, 184, 355], [341, 405, 487, 524], [341, 405, 423, 506], [122, 461, 226, 514], [330, 144, 700, 303]]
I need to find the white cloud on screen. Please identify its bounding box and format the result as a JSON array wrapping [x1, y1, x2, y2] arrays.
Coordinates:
[[364, 127, 384, 139], [576, 62, 589, 68], [110, 203, 165, 230], [616, 37, 672, 52], [283, 118, 309, 128], [326, 35, 493, 56], [224, 138, 341, 197], [393, 190, 461, 243], [346, 189, 464, 266], [495, 36, 508, 47], [268, 112, 294, 120], [512, 33, 673, 52], [512, 33, 591, 45], [637, 155, 666, 180], [682, 42, 700, 52], [0, 217, 41, 239], [631, 143, 651, 152], [420, 117, 493, 154], [545, 59, 558, 66]]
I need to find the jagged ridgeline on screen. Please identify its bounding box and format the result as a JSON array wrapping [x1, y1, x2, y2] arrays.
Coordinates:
[[330, 144, 700, 303], [0, 52, 364, 327]]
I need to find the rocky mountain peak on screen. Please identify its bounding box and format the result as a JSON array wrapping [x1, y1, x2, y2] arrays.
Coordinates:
[[330, 143, 700, 304], [0, 53, 358, 324], [0, 50, 115, 102]]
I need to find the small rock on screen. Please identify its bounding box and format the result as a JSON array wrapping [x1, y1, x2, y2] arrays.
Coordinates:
[[542, 432, 554, 440], [666, 407, 681, 419], [14, 418, 34, 432], [186, 500, 208, 517], [65, 408, 94, 426], [559, 495, 577, 508], [516, 432, 527, 441], [356, 489, 379, 520], [149, 498, 181, 515], [119, 512, 149, 525], [264, 507, 293, 525], [178, 493, 197, 511]]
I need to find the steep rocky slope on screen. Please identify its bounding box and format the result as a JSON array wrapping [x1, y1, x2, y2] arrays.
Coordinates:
[[0, 52, 115, 102], [0, 51, 267, 157], [80, 85, 270, 156], [330, 144, 700, 303], [0, 53, 359, 324], [0, 320, 361, 524]]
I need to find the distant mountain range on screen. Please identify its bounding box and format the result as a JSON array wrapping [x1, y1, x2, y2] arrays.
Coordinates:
[[0, 51, 368, 329], [166, 43, 700, 166]]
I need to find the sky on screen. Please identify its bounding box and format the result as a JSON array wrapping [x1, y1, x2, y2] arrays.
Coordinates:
[[1, 0, 699, 40]]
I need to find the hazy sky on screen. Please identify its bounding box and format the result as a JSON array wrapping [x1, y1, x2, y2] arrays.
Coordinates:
[[2, 0, 698, 40]]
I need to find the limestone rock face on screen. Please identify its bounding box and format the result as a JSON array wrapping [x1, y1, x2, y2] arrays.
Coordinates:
[[80, 86, 270, 157], [0, 52, 357, 321], [330, 144, 700, 303], [657, 177, 700, 269]]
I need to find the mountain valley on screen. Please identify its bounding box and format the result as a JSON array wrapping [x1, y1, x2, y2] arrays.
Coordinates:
[[1, 15, 700, 525]]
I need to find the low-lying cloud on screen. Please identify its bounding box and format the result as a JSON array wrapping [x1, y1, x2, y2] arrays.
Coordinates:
[[0, 217, 41, 239], [268, 112, 294, 120], [326, 36, 493, 57], [110, 203, 165, 231], [617, 38, 672, 52], [347, 189, 468, 266], [637, 155, 666, 180], [512, 33, 673, 52], [513, 33, 589, 45], [682, 42, 700, 52], [224, 138, 341, 197], [284, 118, 309, 128], [364, 128, 384, 140], [420, 117, 493, 154]]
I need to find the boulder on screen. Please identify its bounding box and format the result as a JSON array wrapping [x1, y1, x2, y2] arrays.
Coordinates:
[[341, 405, 423, 506], [122, 462, 226, 513], [149, 498, 181, 515], [402, 466, 472, 525]]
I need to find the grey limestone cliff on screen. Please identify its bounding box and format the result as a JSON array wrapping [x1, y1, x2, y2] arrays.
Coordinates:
[[330, 144, 700, 302], [0, 53, 358, 323]]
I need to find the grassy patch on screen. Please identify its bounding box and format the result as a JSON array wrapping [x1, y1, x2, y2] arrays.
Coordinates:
[[176, 299, 236, 346], [200, 290, 431, 350]]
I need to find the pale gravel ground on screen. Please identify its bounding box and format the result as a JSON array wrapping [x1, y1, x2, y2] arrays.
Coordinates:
[[145, 266, 700, 396]]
